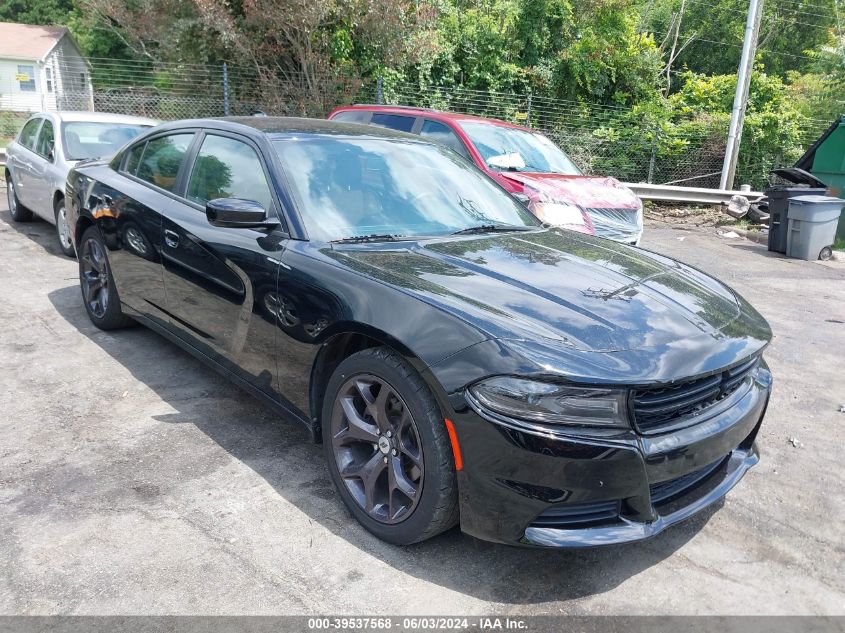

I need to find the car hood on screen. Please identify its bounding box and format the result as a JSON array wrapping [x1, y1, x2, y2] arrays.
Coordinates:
[[499, 172, 641, 209], [328, 229, 768, 353]]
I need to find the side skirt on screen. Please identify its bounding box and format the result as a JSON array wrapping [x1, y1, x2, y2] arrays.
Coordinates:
[[125, 305, 316, 439]]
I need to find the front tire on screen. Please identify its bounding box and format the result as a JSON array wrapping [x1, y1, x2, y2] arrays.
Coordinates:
[[322, 346, 459, 545], [6, 177, 33, 222], [78, 226, 134, 330], [54, 197, 75, 257]]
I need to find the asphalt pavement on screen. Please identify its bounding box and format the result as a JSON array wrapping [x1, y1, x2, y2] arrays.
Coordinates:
[[1, 202, 843, 615]]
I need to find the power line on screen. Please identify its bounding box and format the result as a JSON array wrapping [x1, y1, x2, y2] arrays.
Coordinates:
[[773, 0, 834, 14], [647, 29, 822, 61]]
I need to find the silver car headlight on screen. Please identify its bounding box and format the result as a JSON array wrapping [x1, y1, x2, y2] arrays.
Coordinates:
[[468, 377, 629, 428]]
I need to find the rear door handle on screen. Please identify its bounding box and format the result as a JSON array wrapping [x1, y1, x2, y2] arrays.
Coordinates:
[[164, 229, 180, 249]]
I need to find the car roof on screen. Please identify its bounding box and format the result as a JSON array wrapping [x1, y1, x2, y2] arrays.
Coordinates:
[[331, 104, 534, 132], [39, 111, 160, 126], [150, 116, 427, 141]]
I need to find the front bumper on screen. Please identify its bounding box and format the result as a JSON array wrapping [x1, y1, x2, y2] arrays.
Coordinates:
[[448, 365, 772, 547]]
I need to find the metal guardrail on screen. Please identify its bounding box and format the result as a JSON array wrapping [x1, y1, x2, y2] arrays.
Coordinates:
[[624, 182, 764, 205]]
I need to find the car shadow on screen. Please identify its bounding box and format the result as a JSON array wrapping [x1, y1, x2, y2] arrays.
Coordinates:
[[0, 204, 67, 258], [725, 242, 793, 259], [47, 283, 720, 604]]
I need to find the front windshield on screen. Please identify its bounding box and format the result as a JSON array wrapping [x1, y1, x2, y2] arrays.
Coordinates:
[[273, 137, 540, 242], [63, 122, 151, 160], [460, 121, 582, 175]]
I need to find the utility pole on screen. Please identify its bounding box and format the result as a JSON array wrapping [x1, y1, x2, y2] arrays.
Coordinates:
[[223, 62, 230, 116], [720, 0, 765, 190]]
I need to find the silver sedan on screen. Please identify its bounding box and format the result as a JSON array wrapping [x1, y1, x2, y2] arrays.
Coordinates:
[[4, 111, 157, 256]]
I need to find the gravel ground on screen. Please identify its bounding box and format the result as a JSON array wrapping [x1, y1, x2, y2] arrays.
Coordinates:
[[1, 203, 843, 616]]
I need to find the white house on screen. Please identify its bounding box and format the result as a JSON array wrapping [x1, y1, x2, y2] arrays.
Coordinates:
[[0, 22, 93, 113]]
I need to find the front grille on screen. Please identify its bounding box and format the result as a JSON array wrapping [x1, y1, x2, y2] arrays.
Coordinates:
[[649, 457, 726, 505], [631, 356, 759, 434], [529, 500, 621, 529]]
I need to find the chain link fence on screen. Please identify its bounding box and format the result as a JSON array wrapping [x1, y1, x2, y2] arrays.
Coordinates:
[[2, 56, 838, 189]]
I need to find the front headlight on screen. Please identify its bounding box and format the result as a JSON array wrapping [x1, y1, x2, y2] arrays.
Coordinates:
[[634, 197, 644, 230], [531, 201, 588, 228], [468, 377, 629, 428]]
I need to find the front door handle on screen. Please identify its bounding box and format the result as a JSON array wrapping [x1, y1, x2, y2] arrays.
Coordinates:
[[164, 229, 180, 249]]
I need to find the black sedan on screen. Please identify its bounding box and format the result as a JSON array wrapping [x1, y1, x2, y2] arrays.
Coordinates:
[[65, 117, 773, 547]]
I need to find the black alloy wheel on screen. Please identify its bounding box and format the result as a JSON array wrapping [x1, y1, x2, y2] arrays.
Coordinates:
[[80, 235, 111, 319], [330, 373, 424, 524], [322, 347, 459, 545], [78, 226, 134, 330]]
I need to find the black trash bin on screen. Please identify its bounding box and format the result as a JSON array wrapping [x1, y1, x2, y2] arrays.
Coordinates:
[[765, 169, 828, 253]]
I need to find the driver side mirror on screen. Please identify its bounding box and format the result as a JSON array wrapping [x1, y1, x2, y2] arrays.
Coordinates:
[[206, 198, 276, 229], [47, 146, 55, 162]]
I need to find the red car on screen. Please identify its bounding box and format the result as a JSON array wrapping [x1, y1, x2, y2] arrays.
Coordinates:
[[328, 105, 644, 244]]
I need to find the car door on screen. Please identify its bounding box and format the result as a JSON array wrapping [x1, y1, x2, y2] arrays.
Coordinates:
[[102, 131, 197, 328], [29, 117, 56, 220], [8, 117, 43, 210], [160, 130, 286, 396]]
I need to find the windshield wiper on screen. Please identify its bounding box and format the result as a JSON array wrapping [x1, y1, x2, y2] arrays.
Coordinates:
[[330, 233, 405, 244], [451, 224, 535, 236]]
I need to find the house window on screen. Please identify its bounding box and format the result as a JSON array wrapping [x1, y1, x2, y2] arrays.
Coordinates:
[[46, 67, 53, 93], [79, 72, 86, 89], [17, 65, 36, 92]]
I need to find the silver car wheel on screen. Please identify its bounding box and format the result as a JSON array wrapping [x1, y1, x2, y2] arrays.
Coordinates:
[[6, 181, 16, 214], [57, 203, 72, 250]]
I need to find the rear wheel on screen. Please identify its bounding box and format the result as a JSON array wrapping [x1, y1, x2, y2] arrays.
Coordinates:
[[78, 226, 134, 330], [322, 346, 459, 545], [6, 177, 33, 222], [54, 197, 75, 257]]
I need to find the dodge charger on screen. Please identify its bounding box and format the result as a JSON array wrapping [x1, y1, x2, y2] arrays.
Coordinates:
[[65, 117, 773, 547]]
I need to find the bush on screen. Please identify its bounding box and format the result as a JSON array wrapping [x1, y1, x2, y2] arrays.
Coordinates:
[[0, 111, 28, 148]]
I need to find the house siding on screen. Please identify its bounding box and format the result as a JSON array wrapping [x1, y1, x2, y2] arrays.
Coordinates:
[[0, 33, 91, 113]]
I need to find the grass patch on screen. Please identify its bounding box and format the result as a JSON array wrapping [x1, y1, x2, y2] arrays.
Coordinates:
[[0, 111, 28, 149], [716, 217, 756, 231]]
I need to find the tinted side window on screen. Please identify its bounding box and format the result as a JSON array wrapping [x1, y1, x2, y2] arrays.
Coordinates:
[[332, 110, 370, 124], [186, 135, 273, 211], [136, 134, 194, 192], [18, 119, 42, 150], [35, 120, 55, 157], [123, 143, 146, 175], [370, 113, 416, 133], [420, 120, 470, 159]]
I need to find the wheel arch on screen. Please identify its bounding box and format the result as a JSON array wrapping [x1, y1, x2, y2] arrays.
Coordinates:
[[308, 324, 451, 443], [53, 189, 64, 210], [74, 214, 96, 249]]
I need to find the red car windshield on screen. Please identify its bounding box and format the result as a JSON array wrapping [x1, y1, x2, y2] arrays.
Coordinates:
[[460, 121, 582, 175]]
